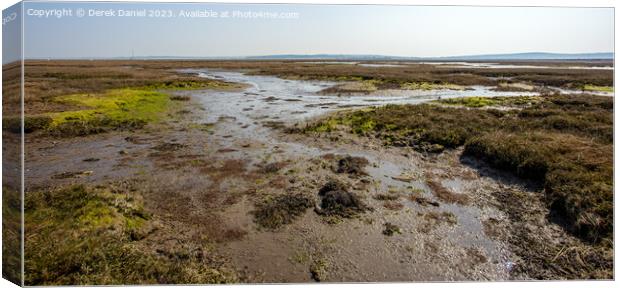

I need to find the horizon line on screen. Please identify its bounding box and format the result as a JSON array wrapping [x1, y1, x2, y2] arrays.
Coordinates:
[[19, 51, 616, 60]]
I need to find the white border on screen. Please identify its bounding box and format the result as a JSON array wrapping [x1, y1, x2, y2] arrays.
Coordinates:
[[0, 1, 617, 288]]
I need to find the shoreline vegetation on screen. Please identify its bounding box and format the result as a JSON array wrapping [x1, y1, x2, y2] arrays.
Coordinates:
[[302, 95, 612, 242], [1, 60, 614, 284]]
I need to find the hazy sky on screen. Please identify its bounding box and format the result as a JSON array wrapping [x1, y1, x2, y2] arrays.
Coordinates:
[[6, 1, 615, 60]]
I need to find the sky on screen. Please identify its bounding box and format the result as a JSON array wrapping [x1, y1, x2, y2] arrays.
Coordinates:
[[3, 1, 615, 61]]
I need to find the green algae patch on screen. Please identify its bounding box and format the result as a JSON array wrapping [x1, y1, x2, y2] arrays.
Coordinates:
[[436, 96, 498, 108], [304, 107, 378, 134], [583, 84, 613, 93], [401, 82, 466, 91], [53, 88, 169, 124], [46, 88, 169, 136], [435, 96, 542, 108]]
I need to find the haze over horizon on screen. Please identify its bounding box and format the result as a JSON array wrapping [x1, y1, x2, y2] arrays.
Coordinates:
[[3, 2, 614, 63], [17, 51, 614, 61]]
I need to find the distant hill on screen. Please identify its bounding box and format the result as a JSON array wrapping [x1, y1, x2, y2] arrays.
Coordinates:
[[28, 52, 613, 62], [245, 54, 409, 60], [245, 52, 613, 61], [440, 52, 613, 60]]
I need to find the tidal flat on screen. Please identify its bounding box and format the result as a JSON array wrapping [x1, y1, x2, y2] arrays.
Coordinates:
[[2, 60, 613, 284]]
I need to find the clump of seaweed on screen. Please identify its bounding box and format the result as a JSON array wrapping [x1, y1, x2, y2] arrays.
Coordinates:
[[425, 179, 469, 205], [151, 142, 187, 152], [382, 222, 402, 236], [373, 193, 400, 201], [310, 258, 329, 282], [333, 155, 369, 176], [252, 194, 313, 229], [409, 194, 440, 207], [315, 179, 370, 218], [261, 161, 289, 174]]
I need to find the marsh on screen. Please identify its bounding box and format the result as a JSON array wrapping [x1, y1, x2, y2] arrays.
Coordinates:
[[3, 59, 613, 284]]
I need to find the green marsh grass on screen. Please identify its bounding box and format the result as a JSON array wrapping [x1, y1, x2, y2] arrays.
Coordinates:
[[24, 185, 235, 285]]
